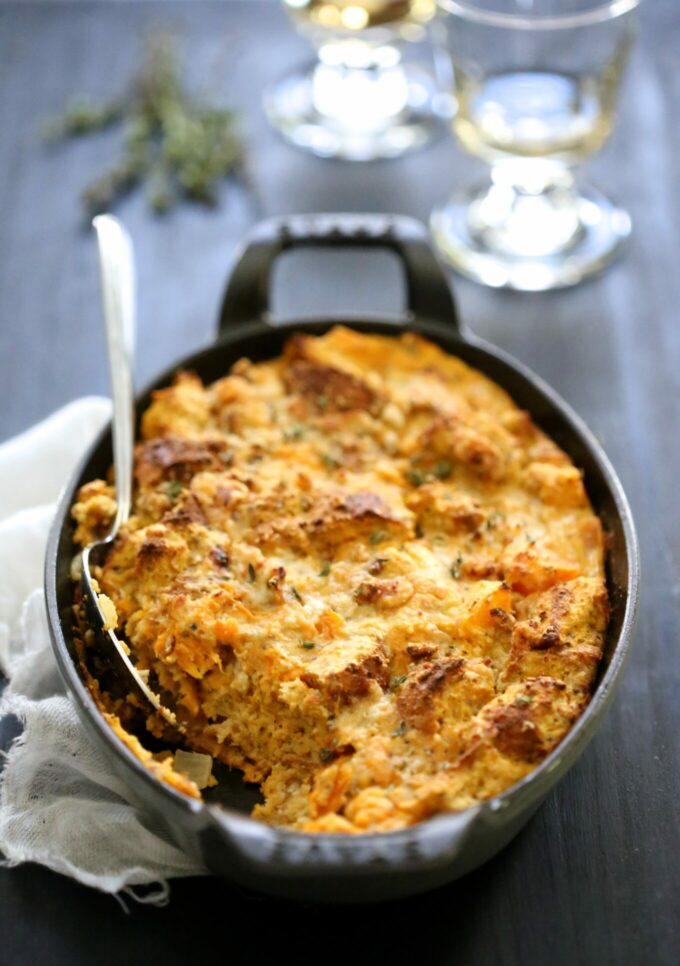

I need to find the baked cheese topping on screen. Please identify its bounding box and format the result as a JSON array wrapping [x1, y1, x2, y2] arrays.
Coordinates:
[[72, 327, 608, 833]]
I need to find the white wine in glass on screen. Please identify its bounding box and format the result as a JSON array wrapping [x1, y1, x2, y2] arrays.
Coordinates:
[[431, 0, 639, 291], [284, 0, 437, 38], [266, 0, 444, 160], [453, 60, 627, 165]]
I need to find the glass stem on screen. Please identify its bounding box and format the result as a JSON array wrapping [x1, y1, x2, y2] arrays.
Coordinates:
[[312, 40, 409, 128], [469, 160, 584, 258]]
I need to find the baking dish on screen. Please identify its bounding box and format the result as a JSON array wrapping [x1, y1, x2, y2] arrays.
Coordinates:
[[45, 213, 639, 902]]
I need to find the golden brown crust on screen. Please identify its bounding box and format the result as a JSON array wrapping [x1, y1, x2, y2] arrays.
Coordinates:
[[71, 327, 608, 834]]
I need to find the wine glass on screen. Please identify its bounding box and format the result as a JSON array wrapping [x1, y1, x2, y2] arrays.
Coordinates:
[[265, 0, 449, 161], [431, 0, 639, 291]]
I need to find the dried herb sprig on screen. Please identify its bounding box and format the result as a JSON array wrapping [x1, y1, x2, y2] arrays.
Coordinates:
[[42, 97, 125, 138], [43, 34, 243, 215]]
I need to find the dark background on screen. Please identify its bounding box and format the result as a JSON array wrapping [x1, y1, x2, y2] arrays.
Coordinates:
[[1, 2, 678, 964]]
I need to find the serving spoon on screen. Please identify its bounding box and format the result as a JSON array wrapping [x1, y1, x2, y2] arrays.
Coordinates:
[[79, 214, 182, 732]]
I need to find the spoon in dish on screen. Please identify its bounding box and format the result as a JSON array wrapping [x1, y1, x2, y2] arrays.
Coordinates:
[[79, 214, 182, 732]]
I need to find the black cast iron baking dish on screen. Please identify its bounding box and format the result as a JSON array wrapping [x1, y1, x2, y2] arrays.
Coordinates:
[[45, 213, 639, 903]]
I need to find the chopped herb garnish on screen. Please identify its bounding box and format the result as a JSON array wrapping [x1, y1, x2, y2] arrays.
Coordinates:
[[391, 721, 407, 738], [319, 562, 331, 577], [317, 394, 329, 410], [486, 511, 505, 530], [407, 469, 425, 487], [247, 563, 256, 583], [166, 480, 182, 500], [301, 641, 315, 650], [290, 586, 304, 604], [369, 530, 387, 546], [515, 694, 533, 707], [284, 425, 305, 441], [322, 453, 339, 469], [450, 553, 463, 580], [190, 623, 198, 632], [319, 747, 334, 762], [433, 460, 453, 480], [390, 675, 407, 690]]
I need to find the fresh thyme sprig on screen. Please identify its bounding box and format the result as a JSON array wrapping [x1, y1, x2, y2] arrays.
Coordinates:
[[43, 34, 243, 215]]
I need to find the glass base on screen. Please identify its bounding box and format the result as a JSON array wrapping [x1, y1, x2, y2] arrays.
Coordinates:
[[431, 180, 631, 291], [264, 59, 449, 161]]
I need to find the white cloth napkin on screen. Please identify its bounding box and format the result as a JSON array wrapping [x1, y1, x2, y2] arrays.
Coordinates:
[[0, 399, 207, 902]]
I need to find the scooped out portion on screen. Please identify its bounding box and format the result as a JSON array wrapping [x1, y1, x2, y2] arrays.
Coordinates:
[[72, 327, 608, 834]]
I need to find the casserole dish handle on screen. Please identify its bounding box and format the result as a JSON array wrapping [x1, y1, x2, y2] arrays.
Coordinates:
[[205, 803, 485, 885], [218, 213, 460, 333]]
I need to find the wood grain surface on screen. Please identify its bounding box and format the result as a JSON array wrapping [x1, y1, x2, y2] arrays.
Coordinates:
[[0, 2, 678, 964]]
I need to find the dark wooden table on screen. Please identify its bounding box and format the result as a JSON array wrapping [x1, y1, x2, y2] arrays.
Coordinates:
[[1, 2, 678, 963]]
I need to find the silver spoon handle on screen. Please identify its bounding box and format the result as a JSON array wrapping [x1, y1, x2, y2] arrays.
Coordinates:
[[93, 214, 136, 532]]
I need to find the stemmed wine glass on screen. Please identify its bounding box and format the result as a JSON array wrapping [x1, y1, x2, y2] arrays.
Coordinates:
[[265, 1, 448, 161], [431, 0, 640, 291]]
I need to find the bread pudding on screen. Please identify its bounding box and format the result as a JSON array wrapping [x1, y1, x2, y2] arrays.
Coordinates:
[[71, 326, 608, 834]]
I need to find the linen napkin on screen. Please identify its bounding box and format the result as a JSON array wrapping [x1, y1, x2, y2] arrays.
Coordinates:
[[0, 399, 207, 902]]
